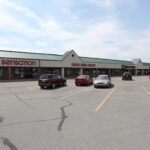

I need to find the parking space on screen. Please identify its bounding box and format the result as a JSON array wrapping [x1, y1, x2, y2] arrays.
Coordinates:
[[0, 76, 150, 150]]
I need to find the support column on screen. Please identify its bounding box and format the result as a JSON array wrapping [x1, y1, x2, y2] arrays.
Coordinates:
[[142, 69, 144, 75], [135, 69, 138, 76], [38, 68, 41, 77], [96, 68, 98, 76], [61, 68, 64, 78], [80, 68, 83, 75], [108, 69, 111, 76], [8, 68, 12, 80]]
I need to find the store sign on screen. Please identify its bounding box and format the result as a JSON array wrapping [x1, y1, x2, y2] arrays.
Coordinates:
[[0, 59, 38, 67], [72, 63, 96, 67], [122, 65, 136, 69]]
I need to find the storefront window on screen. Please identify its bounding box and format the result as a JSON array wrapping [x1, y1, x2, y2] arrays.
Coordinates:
[[137, 69, 142, 75], [68, 69, 72, 76], [0, 68, 3, 76], [15, 68, 21, 75], [54, 69, 61, 74], [48, 68, 61, 74], [97, 70, 100, 75], [14, 67, 37, 79], [14, 68, 24, 78], [33, 68, 38, 75], [84, 69, 89, 75]]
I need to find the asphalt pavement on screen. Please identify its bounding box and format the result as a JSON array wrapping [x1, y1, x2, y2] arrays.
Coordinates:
[[0, 76, 150, 150]]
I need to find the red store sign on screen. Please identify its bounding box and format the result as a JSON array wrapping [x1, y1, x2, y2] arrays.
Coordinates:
[[72, 63, 96, 67], [122, 65, 136, 69], [1, 59, 37, 66]]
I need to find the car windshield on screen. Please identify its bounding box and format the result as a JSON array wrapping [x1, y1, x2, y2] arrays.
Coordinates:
[[40, 75, 52, 79], [96, 75, 108, 80], [77, 75, 88, 79]]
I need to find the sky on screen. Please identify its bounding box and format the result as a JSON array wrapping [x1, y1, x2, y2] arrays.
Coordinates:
[[0, 0, 150, 62]]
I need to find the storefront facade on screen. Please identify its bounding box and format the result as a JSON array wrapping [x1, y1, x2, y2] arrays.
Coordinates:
[[0, 50, 150, 80], [0, 58, 39, 80]]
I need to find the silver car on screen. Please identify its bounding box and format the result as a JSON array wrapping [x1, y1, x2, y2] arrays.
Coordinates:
[[94, 75, 111, 88]]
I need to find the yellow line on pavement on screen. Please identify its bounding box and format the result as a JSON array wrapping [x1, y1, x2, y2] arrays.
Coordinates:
[[95, 85, 118, 112], [142, 86, 150, 95], [60, 88, 90, 100]]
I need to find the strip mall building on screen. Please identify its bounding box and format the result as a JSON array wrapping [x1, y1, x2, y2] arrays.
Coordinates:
[[0, 50, 150, 80]]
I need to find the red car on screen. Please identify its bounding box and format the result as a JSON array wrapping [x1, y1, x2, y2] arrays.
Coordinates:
[[75, 75, 93, 86], [38, 74, 66, 89]]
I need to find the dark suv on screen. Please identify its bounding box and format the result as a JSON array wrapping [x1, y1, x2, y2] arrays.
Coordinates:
[[122, 72, 132, 80], [38, 74, 66, 89]]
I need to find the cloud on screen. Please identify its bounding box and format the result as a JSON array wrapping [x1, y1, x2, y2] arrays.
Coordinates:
[[88, 0, 115, 9], [0, 37, 27, 46], [35, 41, 48, 47], [50, 0, 73, 14], [0, 0, 41, 21], [0, 0, 74, 41], [0, 1, 42, 37], [64, 20, 121, 56], [39, 20, 76, 40], [0, 0, 149, 62], [87, 0, 138, 10], [63, 19, 150, 62]]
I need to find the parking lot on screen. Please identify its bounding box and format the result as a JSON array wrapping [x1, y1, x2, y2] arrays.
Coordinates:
[[0, 76, 150, 150]]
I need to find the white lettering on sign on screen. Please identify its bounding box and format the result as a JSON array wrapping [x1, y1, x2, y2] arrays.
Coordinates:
[[1, 59, 37, 66]]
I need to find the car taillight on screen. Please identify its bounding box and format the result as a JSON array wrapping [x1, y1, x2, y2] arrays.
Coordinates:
[[46, 78, 51, 82]]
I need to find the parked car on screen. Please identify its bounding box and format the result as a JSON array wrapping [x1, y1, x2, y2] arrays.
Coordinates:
[[38, 74, 66, 89], [94, 75, 111, 88], [75, 75, 93, 86], [122, 72, 132, 80]]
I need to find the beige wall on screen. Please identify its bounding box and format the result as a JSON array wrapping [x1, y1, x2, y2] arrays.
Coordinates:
[[94, 63, 121, 69], [136, 62, 149, 69], [40, 60, 63, 67], [62, 51, 82, 67], [0, 54, 149, 70]]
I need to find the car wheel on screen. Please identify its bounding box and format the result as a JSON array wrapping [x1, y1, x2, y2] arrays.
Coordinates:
[[52, 83, 56, 89], [40, 85, 44, 89], [94, 85, 97, 88], [75, 83, 78, 86], [63, 81, 66, 86]]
